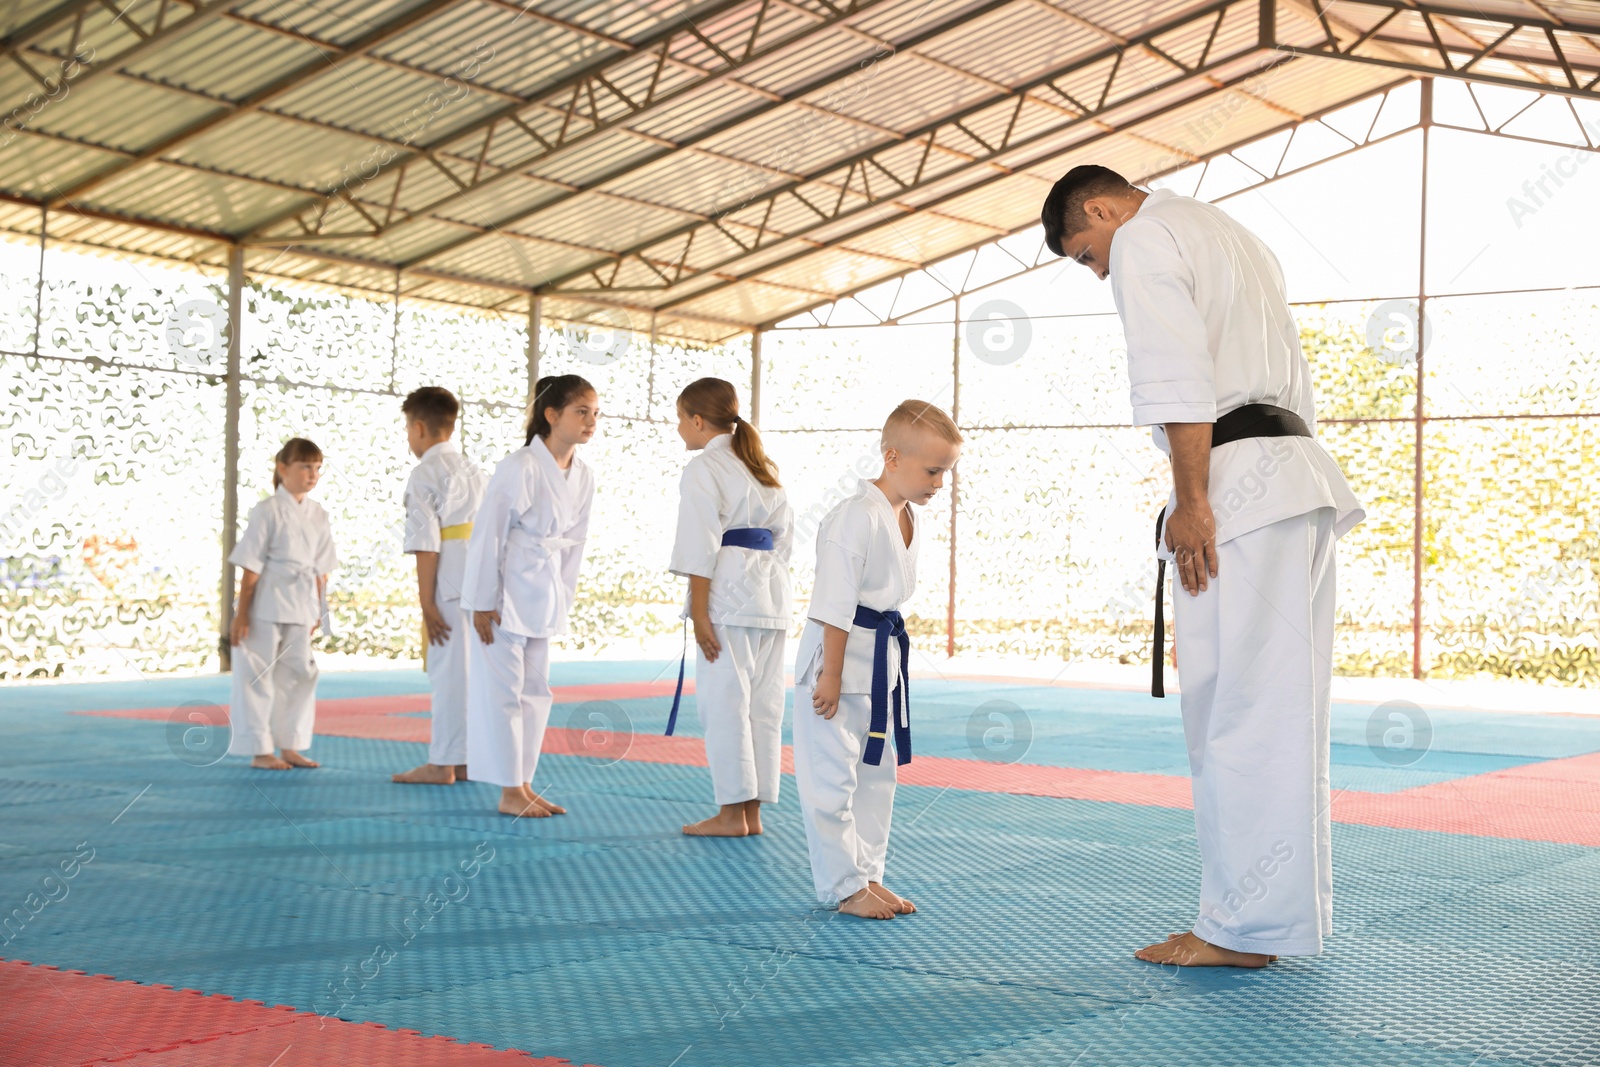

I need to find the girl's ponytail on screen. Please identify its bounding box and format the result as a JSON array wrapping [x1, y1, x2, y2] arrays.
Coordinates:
[[678, 378, 779, 488]]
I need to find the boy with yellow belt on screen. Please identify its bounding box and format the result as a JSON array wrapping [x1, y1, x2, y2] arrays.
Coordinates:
[[394, 387, 488, 785]]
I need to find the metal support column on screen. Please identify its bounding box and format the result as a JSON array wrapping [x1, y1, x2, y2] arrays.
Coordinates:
[[947, 298, 960, 658], [1412, 77, 1432, 679], [220, 244, 245, 672], [527, 293, 542, 411], [749, 327, 763, 427]]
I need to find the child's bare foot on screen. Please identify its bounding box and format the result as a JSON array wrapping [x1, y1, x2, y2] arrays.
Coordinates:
[[838, 886, 896, 920], [279, 750, 319, 768], [393, 763, 456, 784], [741, 798, 763, 835], [454, 764, 469, 782], [522, 785, 565, 815], [869, 881, 915, 914], [683, 805, 748, 837], [1166, 931, 1275, 962], [252, 754, 292, 770], [1137, 931, 1273, 968], [499, 787, 550, 818]]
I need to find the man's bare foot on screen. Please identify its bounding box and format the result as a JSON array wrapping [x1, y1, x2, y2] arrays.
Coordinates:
[[868, 881, 915, 914], [280, 750, 319, 768], [393, 763, 456, 784], [838, 886, 896, 920], [522, 785, 565, 815], [454, 764, 469, 782], [741, 798, 763, 835], [252, 754, 292, 770], [683, 805, 748, 837], [1166, 931, 1276, 961], [499, 787, 550, 819], [1137, 931, 1273, 968]]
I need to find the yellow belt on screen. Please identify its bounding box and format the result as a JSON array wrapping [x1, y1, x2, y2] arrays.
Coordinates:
[[423, 523, 472, 667]]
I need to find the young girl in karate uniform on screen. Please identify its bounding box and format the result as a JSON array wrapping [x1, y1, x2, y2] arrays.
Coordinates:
[[229, 437, 338, 770], [462, 375, 597, 819], [669, 377, 793, 837]]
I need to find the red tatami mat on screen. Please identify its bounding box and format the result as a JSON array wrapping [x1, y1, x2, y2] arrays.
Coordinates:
[[0, 960, 591, 1067]]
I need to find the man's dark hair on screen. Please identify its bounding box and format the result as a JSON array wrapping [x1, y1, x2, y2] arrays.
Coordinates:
[[401, 386, 460, 433], [1041, 165, 1135, 256]]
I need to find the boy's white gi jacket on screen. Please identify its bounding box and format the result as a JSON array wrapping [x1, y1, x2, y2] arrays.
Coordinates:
[[461, 441, 593, 639], [794, 480, 919, 694], [402, 440, 487, 603]]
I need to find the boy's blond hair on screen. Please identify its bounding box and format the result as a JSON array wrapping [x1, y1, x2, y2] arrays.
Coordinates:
[[882, 400, 962, 452]]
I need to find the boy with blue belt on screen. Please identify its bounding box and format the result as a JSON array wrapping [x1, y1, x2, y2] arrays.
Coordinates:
[[792, 400, 962, 920]]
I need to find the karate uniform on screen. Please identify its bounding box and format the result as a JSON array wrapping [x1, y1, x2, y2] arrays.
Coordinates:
[[1109, 187, 1365, 956], [403, 440, 487, 767], [228, 485, 338, 756], [669, 433, 794, 806], [460, 442, 593, 789], [792, 480, 919, 904]]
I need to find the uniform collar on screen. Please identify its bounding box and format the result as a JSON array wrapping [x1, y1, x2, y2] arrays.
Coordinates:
[[1136, 187, 1175, 215], [274, 484, 306, 507], [704, 432, 734, 453], [421, 439, 458, 462]]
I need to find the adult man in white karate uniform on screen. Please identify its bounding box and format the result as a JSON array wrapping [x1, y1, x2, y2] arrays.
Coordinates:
[[1042, 165, 1365, 967]]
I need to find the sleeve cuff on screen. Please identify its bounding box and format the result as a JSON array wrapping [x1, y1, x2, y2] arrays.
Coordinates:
[[1131, 402, 1216, 427], [807, 604, 856, 632]]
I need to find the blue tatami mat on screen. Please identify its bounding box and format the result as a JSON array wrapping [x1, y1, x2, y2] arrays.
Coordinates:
[[1, 664, 1596, 1067]]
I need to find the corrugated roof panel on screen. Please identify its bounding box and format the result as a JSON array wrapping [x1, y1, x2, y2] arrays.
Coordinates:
[[0, 133, 123, 198], [118, 19, 327, 103], [918, 7, 1084, 82], [1, 0, 64, 40], [826, 59, 994, 136], [300, 215, 483, 264], [519, 126, 665, 188], [83, 164, 307, 233], [425, 231, 597, 286], [272, 60, 509, 144], [601, 148, 754, 214], [230, 0, 445, 48], [32, 77, 223, 151], [665, 274, 812, 326], [169, 113, 384, 193], [696, 102, 891, 179], [537, 0, 732, 46], [624, 79, 771, 144], [428, 174, 575, 229], [381, 0, 615, 100], [30, 1, 157, 64], [731, 23, 889, 98], [501, 190, 685, 251], [40, 212, 221, 262]]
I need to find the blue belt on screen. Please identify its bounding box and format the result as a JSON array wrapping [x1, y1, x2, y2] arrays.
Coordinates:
[[664, 527, 774, 736], [855, 604, 911, 767]]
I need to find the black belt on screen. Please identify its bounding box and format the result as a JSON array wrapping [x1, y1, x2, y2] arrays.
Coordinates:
[[1151, 403, 1313, 698]]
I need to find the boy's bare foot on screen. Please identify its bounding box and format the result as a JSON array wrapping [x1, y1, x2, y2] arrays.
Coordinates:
[[741, 798, 763, 835], [499, 787, 550, 818], [1166, 931, 1276, 962], [838, 886, 897, 920], [280, 750, 319, 768], [252, 754, 292, 770], [868, 881, 915, 914], [522, 785, 565, 815], [393, 763, 456, 784], [683, 805, 748, 837], [1137, 931, 1273, 968], [454, 764, 469, 781]]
